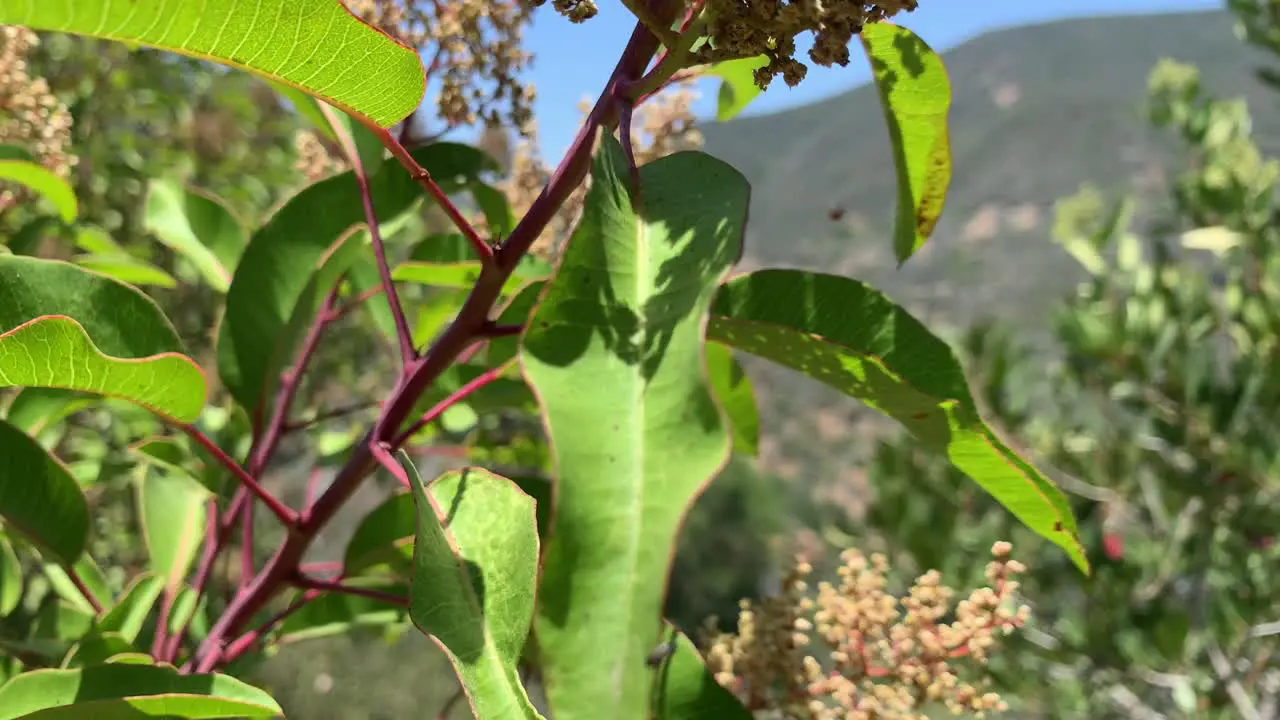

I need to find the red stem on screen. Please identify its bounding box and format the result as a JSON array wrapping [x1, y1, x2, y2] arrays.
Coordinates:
[[370, 124, 492, 264], [393, 362, 512, 447], [217, 589, 322, 667], [284, 400, 381, 433], [65, 565, 103, 614], [248, 282, 345, 477], [302, 467, 326, 514], [238, 503, 255, 591], [291, 574, 408, 606], [189, 18, 668, 674], [350, 143, 418, 366], [180, 425, 296, 526], [332, 285, 385, 322]]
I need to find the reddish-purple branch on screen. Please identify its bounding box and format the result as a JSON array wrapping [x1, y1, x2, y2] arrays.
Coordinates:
[[249, 282, 345, 477], [349, 147, 418, 366], [239, 503, 255, 591], [189, 17, 670, 674], [284, 401, 381, 434], [180, 425, 295, 526], [370, 124, 493, 264], [291, 574, 408, 607], [393, 363, 512, 447], [65, 564, 103, 614]]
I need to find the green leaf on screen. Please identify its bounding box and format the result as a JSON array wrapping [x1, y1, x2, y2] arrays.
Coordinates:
[[706, 56, 768, 121], [520, 136, 746, 720], [0, 256, 207, 422], [343, 492, 415, 576], [0, 0, 424, 129], [0, 419, 88, 565], [0, 145, 34, 162], [487, 281, 545, 367], [405, 460, 543, 720], [144, 180, 245, 291], [4, 388, 94, 437], [0, 664, 282, 719], [471, 182, 515, 237], [43, 555, 111, 613], [705, 342, 759, 456], [392, 261, 536, 295], [0, 535, 21, 616], [167, 585, 209, 641], [5, 217, 64, 257], [136, 468, 209, 592], [61, 633, 136, 669], [347, 259, 399, 343], [860, 23, 952, 264], [218, 143, 496, 415], [276, 580, 408, 644], [97, 573, 165, 644], [72, 254, 177, 288], [707, 269, 1088, 571], [652, 628, 751, 720], [72, 226, 123, 255], [269, 80, 336, 142], [0, 161, 76, 223]]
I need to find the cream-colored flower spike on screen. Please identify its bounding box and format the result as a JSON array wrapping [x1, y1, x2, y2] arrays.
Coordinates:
[[703, 542, 1028, 719]]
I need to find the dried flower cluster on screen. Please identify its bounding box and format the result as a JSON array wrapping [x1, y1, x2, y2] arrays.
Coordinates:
[[696, 0, 920, 89], [527, 0, 599, 23], [629, 77, 703, 165], [472, 78, 704, 259], [703, 542, 1029, 719], [293, 130, 348, 184], [343, 0, 536, 130], [0, 26, 76, 211]]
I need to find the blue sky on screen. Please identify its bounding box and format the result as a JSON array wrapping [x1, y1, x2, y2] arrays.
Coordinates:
[[504, 0, 1220, 158]]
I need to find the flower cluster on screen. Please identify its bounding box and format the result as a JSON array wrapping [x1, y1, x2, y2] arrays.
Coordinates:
[[475, 78, 705, 259], [695, 0, 920, 89], [343, 0, 536, 131], [293, 129, 348, 184], [703, 542, 1028, 719], [0, 26, 75, 210]]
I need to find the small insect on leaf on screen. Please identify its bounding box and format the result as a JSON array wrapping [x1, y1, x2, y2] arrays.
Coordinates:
[[645, 641, 676, 668]]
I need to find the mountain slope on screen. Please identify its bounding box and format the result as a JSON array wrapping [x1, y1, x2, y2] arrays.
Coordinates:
[[699, 9, 1280, 484], [703, 9, 1278, 331]]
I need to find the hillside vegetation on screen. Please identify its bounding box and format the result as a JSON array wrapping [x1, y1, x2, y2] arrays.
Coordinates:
[[700, 9, 1280, 492], [704, 10, 1277, 331]]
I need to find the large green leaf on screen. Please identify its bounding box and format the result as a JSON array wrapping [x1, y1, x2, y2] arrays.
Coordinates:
[[860, 23, 952, 263], [144, 180, 245, 291], [705, 342, 759, 456], [707, 269, 1088, 571], [0, 256, 206, 422], [652, 628, 751, 720], [217, 143, 496, 415], [520, 136, 747, 720], [706, 56, 768, 121], [0, 0, 424, 129], [0, 419, 88, 565], [405, 460, 543, 720], [136, 468, 209, 592], [0, 161, 76, 223], [0, 664, 281, 719]]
